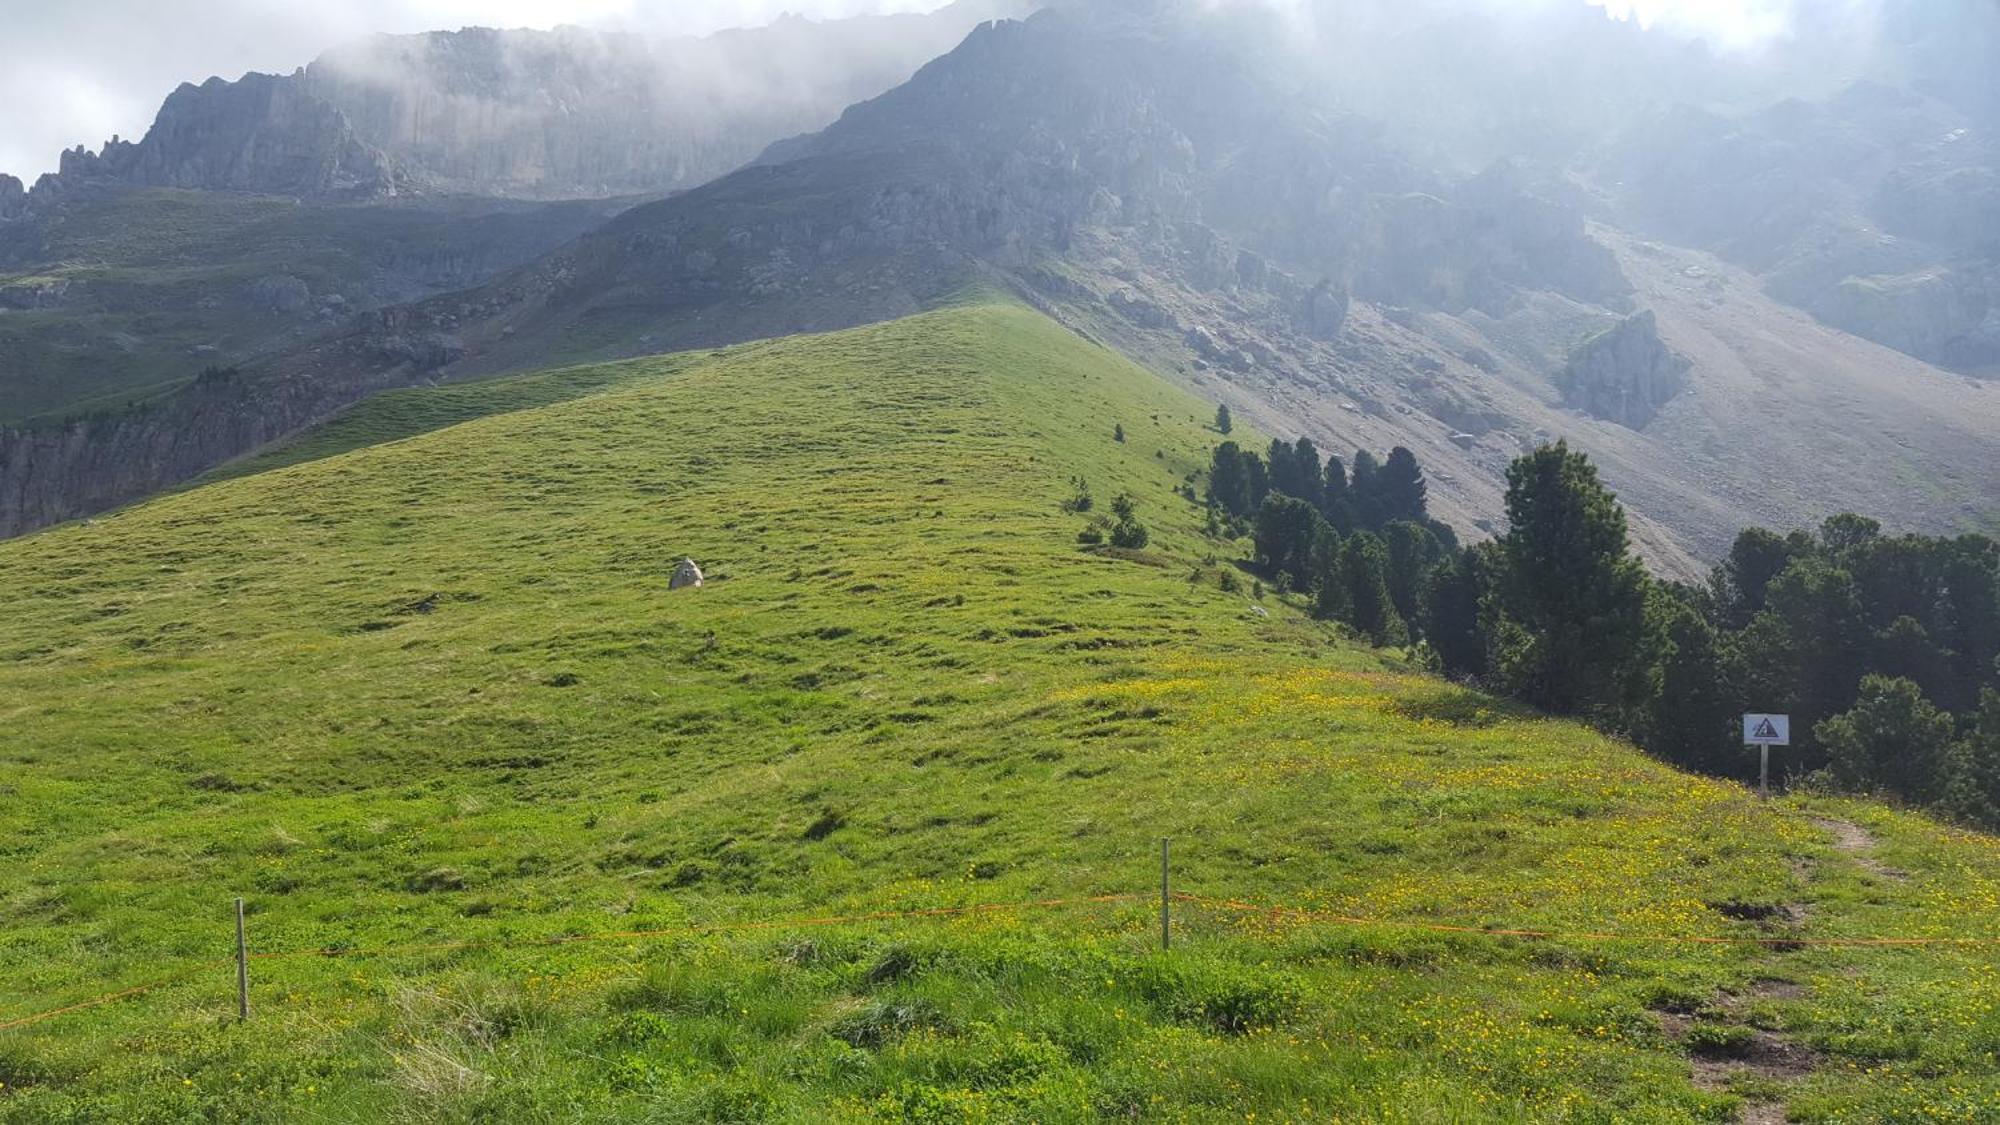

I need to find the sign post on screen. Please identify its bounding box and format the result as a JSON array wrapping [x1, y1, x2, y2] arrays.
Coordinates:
[[1743, 714, 1791, 798]]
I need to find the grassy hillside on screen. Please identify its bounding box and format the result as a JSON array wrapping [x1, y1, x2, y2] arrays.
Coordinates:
[[3, 303, 1999, 1122]]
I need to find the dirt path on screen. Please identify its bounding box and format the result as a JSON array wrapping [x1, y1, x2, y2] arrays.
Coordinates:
[[1653, 818, 1908, 1122], [1660, 976, 1818, 1123], [1811, 816, 1905, 881]]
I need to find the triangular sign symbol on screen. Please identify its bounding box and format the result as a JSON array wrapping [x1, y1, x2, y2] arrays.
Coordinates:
[[1753, 719, 1779, 739]]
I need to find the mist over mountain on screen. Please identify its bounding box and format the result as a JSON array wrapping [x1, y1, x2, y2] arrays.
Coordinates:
[[13, 0, 1034, 203], [3, 0, 1998, 562]]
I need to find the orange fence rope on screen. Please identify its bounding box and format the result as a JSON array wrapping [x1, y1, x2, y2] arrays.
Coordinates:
[[1175, 892, 2000, 948], [12, 887, 2000, 1035], [0, 893, 1141, 1033]]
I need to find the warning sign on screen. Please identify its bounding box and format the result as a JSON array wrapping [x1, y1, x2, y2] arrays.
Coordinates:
[[1743, 714, 1790, 746]]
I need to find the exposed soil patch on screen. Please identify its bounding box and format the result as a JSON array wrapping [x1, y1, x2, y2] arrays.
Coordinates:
[[1747, 979, 1807, 1002], [1811, 817, 1906, 881], [1709, 900, 1811, 931], [1656, 979, 1816, 1123]]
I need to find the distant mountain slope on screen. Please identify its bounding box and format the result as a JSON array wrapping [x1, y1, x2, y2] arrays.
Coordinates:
[[0, 189, 622, 425], [5, 0, 1999, 562], [1601, 81, 2000, 375], [0, 1, 1033, 431], [12, 0, 1036, 205], [5, 302, 1999, 1119]]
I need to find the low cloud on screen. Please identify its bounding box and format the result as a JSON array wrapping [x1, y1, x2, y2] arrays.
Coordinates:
[[0, 0, 956, 181]]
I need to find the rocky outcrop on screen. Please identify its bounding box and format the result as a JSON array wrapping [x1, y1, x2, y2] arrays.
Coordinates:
[[1358, 167, 1630, 316], [28, 78, 396, 201], [1558, 310, 1690, 428], [0, 314, 458, 538], [0, 175, 24, 220], [17, 3, 1031, 208], [1295, 281, 1350, 341], [1808, 268, 2000, 372], [130, 75, 397, 198]]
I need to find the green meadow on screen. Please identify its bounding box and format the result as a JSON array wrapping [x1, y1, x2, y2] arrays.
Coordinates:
[[3, 303, 1999, 1121]]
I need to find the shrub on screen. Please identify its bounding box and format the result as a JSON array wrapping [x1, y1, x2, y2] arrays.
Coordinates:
[[1061, 476, 1093, 513], [1109, 520, 1150, 550]]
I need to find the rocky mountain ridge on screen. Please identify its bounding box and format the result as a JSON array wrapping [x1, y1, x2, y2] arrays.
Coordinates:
[[7, 0, 1034, 208]]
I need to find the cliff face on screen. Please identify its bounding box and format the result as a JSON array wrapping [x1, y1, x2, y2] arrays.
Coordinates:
[[18, 1, 1036, 207], [26, 77, 396, 202], [129, 75, 400, 198], [302, 4, 1035, 199], [0, 175, 24, 220], [0, 315, 457, 538], [1558, 310, 1691, 428]]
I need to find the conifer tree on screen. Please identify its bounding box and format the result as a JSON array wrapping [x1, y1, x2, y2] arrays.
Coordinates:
[[1208, 442, 1252, 517], [1382, 520, 1442, 631], [1343, 532, 1407, 646], [1377, 447, 1429, 525], [1321, 456, 1352, 532], [1490, 442, 1648, 716], [1423, 542, 1498, 677], [1349, 450, 1383, 529], [1818, 675, 1955, 803], [1254, 495, 1327, 587], [1637, 595, 1741, 775]]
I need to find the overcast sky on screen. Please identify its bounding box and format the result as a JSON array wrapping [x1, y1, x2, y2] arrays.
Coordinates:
[[0, 0, 1801, 183]]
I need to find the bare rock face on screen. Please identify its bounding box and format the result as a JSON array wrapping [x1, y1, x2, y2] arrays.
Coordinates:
[[244, 275, 314, 314], [0, 174, 24, 220], [1295, 280, 1350, 341], [1558, 310, 1691, 428], [0, 310, 463, 538], [129, 75, 398, 198], [26, 77, 396, 201], [19, 3, 1033, 208], [1812, 267, 2000, 372]]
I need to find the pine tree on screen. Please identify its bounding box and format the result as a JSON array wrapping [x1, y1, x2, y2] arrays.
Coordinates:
[[1817, 675, 1956, 803], [1321, 456, 1352, 532], [1293, 439, 1323, 505], [1343, 532, 1407, 646], [1376, 447, 1429, 525], [1752, 556, 1870, 764], [1381, 520, 1442, 632], [1310, 528, 1348, 621], [1935, 535, 2000, 712], [1714, 527, 1810, 627], [1254, 495, 1327, 587], [1216, 404, 1233, 434], [1942, 689, 2000, 827], [1637, 595, 1742, 776], [1423, 542, 1498, 677], [1349, 450, 1383, 529], [1109, 493, 1150, 550], [1208, 443, 1252, 517], [1267, 439, 1300, 499], [1490, 442, 1649, 716], [1114, 423, 1126, 443]]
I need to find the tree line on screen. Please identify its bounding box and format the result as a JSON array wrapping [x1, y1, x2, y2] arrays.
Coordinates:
[[1208, 437, 2000, 828]]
